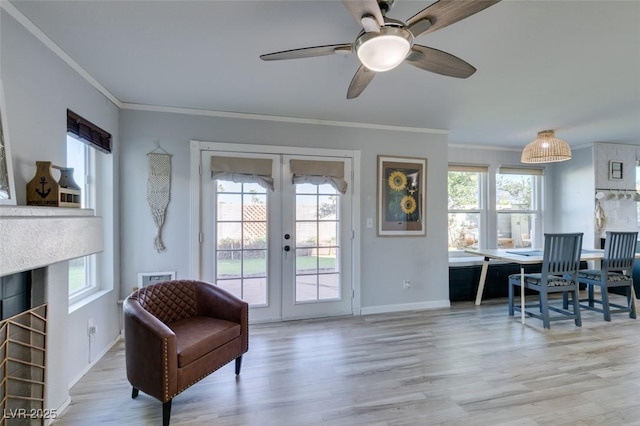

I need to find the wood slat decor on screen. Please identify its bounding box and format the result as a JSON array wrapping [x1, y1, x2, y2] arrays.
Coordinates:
[[0, 304, 47, 426]]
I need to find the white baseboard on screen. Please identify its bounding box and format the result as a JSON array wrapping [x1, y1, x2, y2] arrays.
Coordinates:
[[68, 334, 122, 389], [46, 396, 70, 426], [360, 299, 450, 315]]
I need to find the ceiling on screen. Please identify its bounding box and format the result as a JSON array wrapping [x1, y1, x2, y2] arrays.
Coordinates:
[[8, 0, 640, 149]]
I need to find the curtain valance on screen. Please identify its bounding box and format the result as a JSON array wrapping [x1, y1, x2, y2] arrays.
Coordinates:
[[211, 156, 274, 191], [289, 159, 347, 194]]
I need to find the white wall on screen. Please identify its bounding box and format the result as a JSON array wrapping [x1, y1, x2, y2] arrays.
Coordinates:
[[550, 146, 596, 247], [1, 10, 120, 412], [119, 109, 450, 312]]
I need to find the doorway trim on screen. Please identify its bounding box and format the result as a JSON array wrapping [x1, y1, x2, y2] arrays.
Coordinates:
[[189, 140, 362, 317]]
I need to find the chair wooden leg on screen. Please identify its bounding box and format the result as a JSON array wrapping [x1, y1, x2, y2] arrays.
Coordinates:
[[601, 286, 612, 321], [540, 292, 550, 329], [627, 286, 637, 319], [508, 281, 515, 316], [235, 355, 243, 375], [132, 387, 139, 399], [162, 399, 172, 426], [572, 289, 582, 327], [588, 284, 595, 307]]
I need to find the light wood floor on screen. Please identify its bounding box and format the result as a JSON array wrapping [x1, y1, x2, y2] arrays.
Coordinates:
[[54, 298, 640, 425]]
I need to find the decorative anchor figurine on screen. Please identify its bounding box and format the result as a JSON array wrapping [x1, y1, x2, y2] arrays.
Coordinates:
[[35, 176, 51, 199]]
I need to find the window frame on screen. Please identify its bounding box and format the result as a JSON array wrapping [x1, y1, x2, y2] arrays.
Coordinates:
[[447, 165, 489, 256], [495, 166, 544, 249], [67, 134, 98, 304]]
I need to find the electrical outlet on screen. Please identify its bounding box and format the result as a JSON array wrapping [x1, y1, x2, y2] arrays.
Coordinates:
[[403, 280, 411, 289], [87, 318, 97, 336]]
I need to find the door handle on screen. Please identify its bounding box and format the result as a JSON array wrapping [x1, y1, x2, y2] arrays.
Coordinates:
[[284, 245, 290, 252]]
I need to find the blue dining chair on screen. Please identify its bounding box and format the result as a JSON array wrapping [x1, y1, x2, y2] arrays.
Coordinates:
[[508, 233, 583, 329], [577, 231, 637, 321]]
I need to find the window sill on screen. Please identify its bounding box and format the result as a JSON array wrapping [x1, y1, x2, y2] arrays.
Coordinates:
[[69, 289, 112, 314]]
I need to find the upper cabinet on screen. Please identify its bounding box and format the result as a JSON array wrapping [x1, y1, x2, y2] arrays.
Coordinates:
[[594, 143, 638, 190]]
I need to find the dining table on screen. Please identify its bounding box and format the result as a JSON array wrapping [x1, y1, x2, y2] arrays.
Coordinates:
[[464, 247, 640, 324]]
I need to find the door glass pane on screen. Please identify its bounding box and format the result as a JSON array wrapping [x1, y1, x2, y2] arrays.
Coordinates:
[[243, 223, 266, 249], [319, 274, 339, 299], [296, 222, 316, 247], [296, 250, 318, 274], [296, 195, 318, 220], [216, 251, 241, 279], [217, 194, 241, 221], [318, 195, 338, 221], [318, 222, 337, 247], [296, 275, 318, 302], [215, 180, 268, 306], [294, 184, 340, 303]]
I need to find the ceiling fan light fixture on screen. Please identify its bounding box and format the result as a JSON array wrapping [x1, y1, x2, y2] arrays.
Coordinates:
[[355, 27, 412, 72], [521, 130, 572, 163]]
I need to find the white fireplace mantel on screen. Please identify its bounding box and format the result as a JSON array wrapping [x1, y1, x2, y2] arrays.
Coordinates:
[[0, 206, 103, 277]]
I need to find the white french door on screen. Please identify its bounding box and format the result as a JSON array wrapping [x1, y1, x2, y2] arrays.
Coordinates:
[[201, 149, 353, 322]]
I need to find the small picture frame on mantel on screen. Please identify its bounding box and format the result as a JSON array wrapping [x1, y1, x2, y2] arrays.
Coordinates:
[[609, 161, 623, 180]]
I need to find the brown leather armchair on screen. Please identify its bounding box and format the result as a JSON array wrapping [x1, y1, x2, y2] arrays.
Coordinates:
[[123, 280, 248, 426]]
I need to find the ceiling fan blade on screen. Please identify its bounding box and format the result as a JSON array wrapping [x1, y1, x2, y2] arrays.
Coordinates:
[[407, 0, 501, 38], [260, 44, 352, 61], [342, 0, 385, 30], [347, 65, 376, 99], [406, 45, 476, 78]]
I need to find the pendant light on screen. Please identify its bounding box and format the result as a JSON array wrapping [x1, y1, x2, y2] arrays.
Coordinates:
[[521, 130, 571, 163]]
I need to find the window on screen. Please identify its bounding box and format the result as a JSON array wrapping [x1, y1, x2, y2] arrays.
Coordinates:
[[496, 167, 543, 249], [67, 135, 96, 300], [448, 165, 487, 255]]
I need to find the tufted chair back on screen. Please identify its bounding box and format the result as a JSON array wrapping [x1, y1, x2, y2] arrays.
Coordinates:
[[132, 280, 197, 324]]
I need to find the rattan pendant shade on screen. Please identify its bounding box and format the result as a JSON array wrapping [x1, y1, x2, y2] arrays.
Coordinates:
[[521, 130, 571, 163]]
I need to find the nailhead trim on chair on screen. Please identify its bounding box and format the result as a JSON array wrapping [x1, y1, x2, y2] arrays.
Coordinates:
[[168, 354, 238, 400], [163, 337, 169, 401]]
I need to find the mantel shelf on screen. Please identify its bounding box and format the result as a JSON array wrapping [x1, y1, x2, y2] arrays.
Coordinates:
[[0, 206, 103, 277]]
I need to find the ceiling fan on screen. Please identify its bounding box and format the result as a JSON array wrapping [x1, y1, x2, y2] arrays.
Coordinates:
[[260, 0, 501, 99]]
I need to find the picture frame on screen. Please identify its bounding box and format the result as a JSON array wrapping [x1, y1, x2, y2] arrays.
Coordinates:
[[609, 161, 623, 180], [0, 79, 16, 205], [137, 271, 176, 288], [377, 155, 427, 236]]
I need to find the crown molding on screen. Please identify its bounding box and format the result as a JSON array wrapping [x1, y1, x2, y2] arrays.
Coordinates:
[[121, 102, 449, 135]]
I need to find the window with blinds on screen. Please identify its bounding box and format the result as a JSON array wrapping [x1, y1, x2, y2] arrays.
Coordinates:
[[448, 165, 488, 255], [496, 165, 544, 250]]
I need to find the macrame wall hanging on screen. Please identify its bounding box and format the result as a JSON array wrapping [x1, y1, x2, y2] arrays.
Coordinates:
[[147, 147, 171, 252]]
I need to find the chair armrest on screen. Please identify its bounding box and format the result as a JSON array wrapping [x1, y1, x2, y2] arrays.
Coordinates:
[[123, 298, 178, 402], [194, 281, 249, 352]]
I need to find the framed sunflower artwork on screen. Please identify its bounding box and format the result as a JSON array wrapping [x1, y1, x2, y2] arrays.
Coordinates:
[[377, 155, 427, 236]]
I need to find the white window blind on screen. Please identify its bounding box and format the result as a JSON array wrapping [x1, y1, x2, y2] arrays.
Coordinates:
[[211, 156, 274, 191], [448, 164, 489, 173], [499, 166, 544, 176], [289, 159, 347, 194]]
